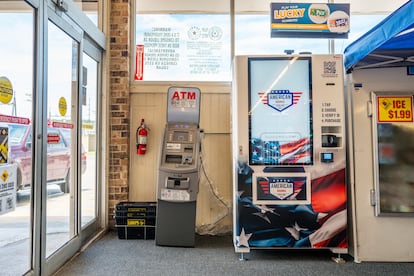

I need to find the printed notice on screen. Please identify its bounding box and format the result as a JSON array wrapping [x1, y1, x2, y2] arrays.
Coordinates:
[[321, 102, 341, 123], [143, 27, 180, 71], [136, 15, 230, 81], [0, 164, 17, 215]]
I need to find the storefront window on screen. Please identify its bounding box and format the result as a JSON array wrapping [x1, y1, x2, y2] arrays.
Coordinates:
[[235, 14, 328, 55], [134, 0, 389, 82]]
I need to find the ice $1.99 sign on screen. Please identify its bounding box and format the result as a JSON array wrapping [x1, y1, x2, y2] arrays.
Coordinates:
[[377, 96, 413, 123]]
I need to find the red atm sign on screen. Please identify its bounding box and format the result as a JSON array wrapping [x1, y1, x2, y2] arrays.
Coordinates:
[[170, 89, 198, 108], [170, 91, 197, 100]]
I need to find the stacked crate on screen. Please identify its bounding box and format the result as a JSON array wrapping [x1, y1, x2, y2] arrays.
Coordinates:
[[114, 202, 157, 239]]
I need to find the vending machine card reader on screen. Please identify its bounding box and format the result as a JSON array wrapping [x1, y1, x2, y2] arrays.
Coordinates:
[[156, 87, 201, 247]]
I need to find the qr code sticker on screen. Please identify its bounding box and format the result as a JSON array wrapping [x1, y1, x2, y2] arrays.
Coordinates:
[[324, 61, 336, 74]]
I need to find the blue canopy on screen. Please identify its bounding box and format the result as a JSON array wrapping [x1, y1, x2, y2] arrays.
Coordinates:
[[344, 0, 414, 72]]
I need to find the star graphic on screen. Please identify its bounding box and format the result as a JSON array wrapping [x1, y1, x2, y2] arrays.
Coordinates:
[[285, 226, 300, 240], [252, 212, 271, 224], [236, 228, 252, 248], [256, 204, 280, 216], [285, 221, 309, 240]]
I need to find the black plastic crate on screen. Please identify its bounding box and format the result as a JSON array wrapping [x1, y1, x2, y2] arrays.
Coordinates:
[[115, 215, 156, 226], [115, 201, 157, 212], [115, 202, 157, 217], [116, 225, 155, 240]]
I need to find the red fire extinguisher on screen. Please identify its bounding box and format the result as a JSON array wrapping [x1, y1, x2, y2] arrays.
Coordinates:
[[136, 118, 149, 155]]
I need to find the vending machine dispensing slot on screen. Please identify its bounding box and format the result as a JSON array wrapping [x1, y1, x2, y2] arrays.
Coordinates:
[[155, 87, 201, 247]]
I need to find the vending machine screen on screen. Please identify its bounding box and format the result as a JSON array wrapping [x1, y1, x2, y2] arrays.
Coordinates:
[[248, 57, 313, 166]]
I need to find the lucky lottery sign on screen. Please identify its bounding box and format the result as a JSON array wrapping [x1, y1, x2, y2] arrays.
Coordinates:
[[377, 96, 413, 123]]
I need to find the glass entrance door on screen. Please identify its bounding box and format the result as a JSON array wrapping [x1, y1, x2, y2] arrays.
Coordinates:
[[0, 2, 34, 275], [46, 21, 78, 257], [1, 1, 104, 274], [81, 50, 99, 229]]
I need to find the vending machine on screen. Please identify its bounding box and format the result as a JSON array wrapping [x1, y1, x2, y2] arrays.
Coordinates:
[[232, 54, 347, 257], [156, 86, 201, 247]]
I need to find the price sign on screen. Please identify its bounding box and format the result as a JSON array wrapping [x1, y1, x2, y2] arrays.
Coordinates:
[[377, 96, 413, 123]]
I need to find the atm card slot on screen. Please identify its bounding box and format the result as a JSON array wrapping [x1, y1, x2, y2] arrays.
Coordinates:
[[165, 154, 182, 164]]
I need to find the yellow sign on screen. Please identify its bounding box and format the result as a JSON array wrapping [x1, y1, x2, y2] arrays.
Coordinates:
[[0, 127, 8, 163], [1, 170, 8, 182], [0, 76, 13, 104], [127, 218, 146, 226], [58, 97, 67, 116], [82, 123, 94, 130], [377, 96, 413, 122]]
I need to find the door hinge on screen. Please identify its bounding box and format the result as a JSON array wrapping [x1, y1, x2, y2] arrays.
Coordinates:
[[370, 189, 376, 206]]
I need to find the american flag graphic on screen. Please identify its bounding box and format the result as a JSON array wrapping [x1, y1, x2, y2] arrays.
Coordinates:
[[251, 137, 311, 165]]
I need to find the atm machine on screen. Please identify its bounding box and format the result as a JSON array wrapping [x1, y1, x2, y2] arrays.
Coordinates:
[[232, 54, 347, 258], [156, 86, 201, 247]]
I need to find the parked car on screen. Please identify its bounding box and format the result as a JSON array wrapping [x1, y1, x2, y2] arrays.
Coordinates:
[[8, 123, 86, 193]]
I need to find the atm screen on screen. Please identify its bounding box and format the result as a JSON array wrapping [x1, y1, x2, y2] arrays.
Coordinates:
[[173, 131, 188, 142], [248, 56, 313, 166]]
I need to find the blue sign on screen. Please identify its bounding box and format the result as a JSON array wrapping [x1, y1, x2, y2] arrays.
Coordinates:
[[271, 3, 350, 38]]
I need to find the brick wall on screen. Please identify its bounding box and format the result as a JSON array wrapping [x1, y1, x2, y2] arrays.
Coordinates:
[[108, 0, 131, 226]]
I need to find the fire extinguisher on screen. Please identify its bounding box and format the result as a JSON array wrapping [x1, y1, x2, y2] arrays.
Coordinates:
[[136, 118, 149, 155]]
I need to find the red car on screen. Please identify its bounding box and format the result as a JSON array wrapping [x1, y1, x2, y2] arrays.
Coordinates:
[[8, 123, 86, 194]]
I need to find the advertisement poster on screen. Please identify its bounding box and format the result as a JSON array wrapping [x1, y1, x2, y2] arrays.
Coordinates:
[[271, 3, 350, 38], [0, 164, 17, 215]]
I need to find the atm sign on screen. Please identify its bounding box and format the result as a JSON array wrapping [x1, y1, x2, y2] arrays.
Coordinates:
[[171, 91, 197, 100], [377, 96, 413, 122], [170, 90, 197, 108]]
